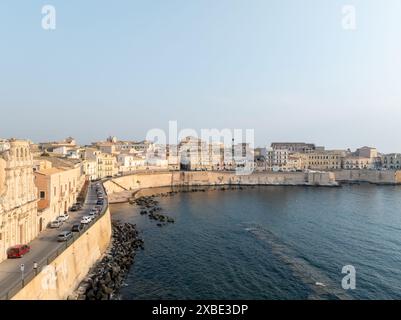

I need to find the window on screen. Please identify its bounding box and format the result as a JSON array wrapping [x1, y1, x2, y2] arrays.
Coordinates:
[[40, 191, 45, 199]]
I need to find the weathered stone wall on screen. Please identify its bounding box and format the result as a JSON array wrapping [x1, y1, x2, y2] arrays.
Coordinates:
[[308, 171, 337, 185], [396, 171, 401, 184], [105, 169, 401, 201], [0, 158, 5, 197], [104, 171, 338, 200], [11, 208, 112, 300], [334, 170, 401, 184]]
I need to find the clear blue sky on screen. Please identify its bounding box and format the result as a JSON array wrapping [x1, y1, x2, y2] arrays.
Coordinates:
[[0, 0, 400, 152]]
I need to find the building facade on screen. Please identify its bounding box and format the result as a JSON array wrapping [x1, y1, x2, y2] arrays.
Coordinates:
[[34, 163, 85, 228], [117, 154, 146, 173], [85, 149, 118, 179], [178, 137, 212, 171], [304, 150, 346, 171], [271, 142, 316, 153], [0, 139, 38, 263], [266, 148, 289, 171], [381, 154, 401, 170], [83, 159, 98, 181], [342, 156, 375, 170]]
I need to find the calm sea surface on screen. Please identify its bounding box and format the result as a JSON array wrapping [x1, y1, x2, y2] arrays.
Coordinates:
[[110, 184, 401, 300]]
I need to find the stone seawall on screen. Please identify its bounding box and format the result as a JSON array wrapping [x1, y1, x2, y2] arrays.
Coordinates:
[[11, 208, 112, 300], [334, 170, 401, 185], [105, 171, 337, 202]]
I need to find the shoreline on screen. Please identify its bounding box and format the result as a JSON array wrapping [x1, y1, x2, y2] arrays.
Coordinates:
[[108, 180, 401, 205], [109, 183, 342, 204], [71, 221, 144, 300]]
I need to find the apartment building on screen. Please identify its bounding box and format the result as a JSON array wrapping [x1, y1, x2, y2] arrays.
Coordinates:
[[381, 154, 401, 170]]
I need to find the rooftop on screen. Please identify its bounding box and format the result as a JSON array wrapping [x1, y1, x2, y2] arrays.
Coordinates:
[[35, 167, 64, 175], [34, 156, 82, 169]]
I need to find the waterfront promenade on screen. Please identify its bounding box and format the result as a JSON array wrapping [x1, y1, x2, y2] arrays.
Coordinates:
[[0, 183, 101, 299]]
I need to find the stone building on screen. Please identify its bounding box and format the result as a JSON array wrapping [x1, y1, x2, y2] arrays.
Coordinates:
[[209, 142, 225, 171], [266, 148, 289, 170], [0, 139, 38, 263], [85, 149, 118, 179], [271, 142, 316, 153], [83, 159, 98, 181], [303, 150, 346, 171], [178, 137, 211, 171], [34, 161, 85, 228], [342, 156, 375, 170], [166, 145, 180, 170], [356, 146, 378, 159], [341, 147, 380, 170], [92, 138, 155, 157], [381, 154, 401, 170], [117, 154, 146, 173], [38, 137, 77, 153]]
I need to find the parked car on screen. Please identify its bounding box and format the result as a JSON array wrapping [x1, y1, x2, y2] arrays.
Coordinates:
[[81, 216, 92, 224], [69, 205, 78, 212], [71, 224, 84, 232], [7, 245, 30, 259], [57, 231, 73, 242], [57, 213, 69, 222], [97, 200, 104, 206], [89, 208, 99, 217], [49, 220, 63, 228], [70, 202, 83, 211]]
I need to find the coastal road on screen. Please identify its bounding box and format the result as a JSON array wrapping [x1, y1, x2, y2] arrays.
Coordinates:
[[0, 182, 103, 299]]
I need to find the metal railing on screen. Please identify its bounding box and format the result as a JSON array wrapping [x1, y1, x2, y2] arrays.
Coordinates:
[[0, 183, 109, 300]]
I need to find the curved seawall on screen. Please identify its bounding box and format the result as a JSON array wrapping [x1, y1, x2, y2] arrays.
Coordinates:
[[334, 170, 401, 185], [104, 171, 337, 201]]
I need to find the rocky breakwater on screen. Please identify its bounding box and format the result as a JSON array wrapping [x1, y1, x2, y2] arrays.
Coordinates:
[[128, 187, 260, 226], [130, 195, 175, 227], [74, 221, 144, 300]]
